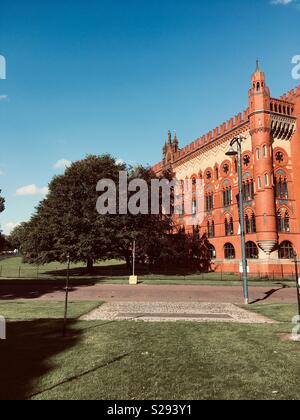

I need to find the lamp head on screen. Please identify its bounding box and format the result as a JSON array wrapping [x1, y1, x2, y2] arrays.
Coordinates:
[[226, 147, 238, 157]]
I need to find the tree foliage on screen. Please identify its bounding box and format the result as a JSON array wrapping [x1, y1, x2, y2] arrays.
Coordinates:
[[11, 155, 212, 272], [0, 190, 4, 214], [16, 155, 175, 270]]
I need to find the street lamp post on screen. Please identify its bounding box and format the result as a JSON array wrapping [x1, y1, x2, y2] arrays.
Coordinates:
[[63, 253, 71, 337], [293, 252, 300, 322], [226, 136, 249, 305], [129, 240, 138, 285]]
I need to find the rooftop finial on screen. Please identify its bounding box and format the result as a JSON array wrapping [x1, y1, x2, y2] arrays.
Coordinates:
[[168, 130, 172, 144], [256, 59, 260, 73]]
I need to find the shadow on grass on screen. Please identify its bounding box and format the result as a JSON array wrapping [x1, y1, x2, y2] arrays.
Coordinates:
[[44, 263, 213, 278], [0, 280, 97, 301], [250, 283, 289, 305], [0, 319, 80, 400]]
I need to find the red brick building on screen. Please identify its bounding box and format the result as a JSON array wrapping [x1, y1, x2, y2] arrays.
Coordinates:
[[153, 63, 300, 276]]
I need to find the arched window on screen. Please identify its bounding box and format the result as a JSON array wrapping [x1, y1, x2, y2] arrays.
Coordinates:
[[284, 211, 290, 232], [225, 216, 234, 236], [222, 163, 230, 175], [243, 179, 254, 201], [275, 176, 288, 199], [258, 176, 262, 189], [243, 154, 251, 167], [263, 145, 267, 158], [224, 243, 236, 260], [206, 192, 214, 212], [245, 212, 256, 234], [264, 174, 269, 187], [208, 220, 215, 238], [277, 211, 282, 232], [256, 82, 260, 92], [206, 170, 212, 180], [192, 200, 197, 215], [223, 186, 232, 207], [256, 148, 260, 160], [277, 210, 291, 233], [246, 242, 259, 259], [208, 244, 216, 260], [278, 241, 294, 260]]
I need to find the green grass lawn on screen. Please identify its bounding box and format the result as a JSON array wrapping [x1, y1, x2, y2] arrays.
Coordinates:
[[0, 300, 299, 400], [0, 257, 296, 287]]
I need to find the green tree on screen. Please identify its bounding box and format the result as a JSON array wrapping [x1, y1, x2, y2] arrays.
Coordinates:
[[20, 155, 123, 270], [110, 166, 174, 270], [8, 223, 27, 251], [0, 190, 4, 214], [18, 156, 176, 272]]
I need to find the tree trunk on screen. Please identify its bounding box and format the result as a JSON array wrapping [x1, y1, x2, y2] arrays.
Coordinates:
[[86, 257, 94, 273]]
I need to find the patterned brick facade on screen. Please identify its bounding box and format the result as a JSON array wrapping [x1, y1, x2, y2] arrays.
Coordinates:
[[153, 64, 300, 275]]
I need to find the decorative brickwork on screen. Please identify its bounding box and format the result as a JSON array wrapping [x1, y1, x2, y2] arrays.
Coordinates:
[[153, 64, 300, 275]]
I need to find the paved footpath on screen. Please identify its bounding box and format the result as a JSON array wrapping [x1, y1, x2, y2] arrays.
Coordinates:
[[81, 302, 276, 324], [0, 283, 296, 304]]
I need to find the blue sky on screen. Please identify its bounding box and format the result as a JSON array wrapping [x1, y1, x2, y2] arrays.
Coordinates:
[[0, 0, 299, 234]]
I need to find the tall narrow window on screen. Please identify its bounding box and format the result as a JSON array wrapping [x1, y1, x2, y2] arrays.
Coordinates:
[[258, 177, 262, 189], [192, 200, 197, 215], [208, 220, 215, 238], [243, 180, 254, 201], [275, 176, 289, 199], [264, 174, 269, 187], [256, 148, 260, 161], [263, 145, 267, 158], [208, 244, 216, 260], [284, 211, 290, 232], [245, 212, 256, 234], [206, 193, 214, 212], [225, 217, 234, 236], [277, 211, 283, 232], [223, 187, 232, 207]]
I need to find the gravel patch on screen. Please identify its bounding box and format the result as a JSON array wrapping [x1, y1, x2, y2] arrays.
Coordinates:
[[80, 302, 276, 324]]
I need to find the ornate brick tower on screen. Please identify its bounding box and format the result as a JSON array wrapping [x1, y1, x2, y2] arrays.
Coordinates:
[[249, 62, 278, 257], [163, 131, 179, 168]]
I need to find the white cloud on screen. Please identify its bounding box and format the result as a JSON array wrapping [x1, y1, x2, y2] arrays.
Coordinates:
[[116, 158, 138, 168], [0, 95, 8, 101], [16, 184, 49, 196], [271, 0, 294, 5], [0, 170, 4, 176], [3, 222, 21, 235], [53, 159, 71, 170], [116, 159, 126, 165]]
